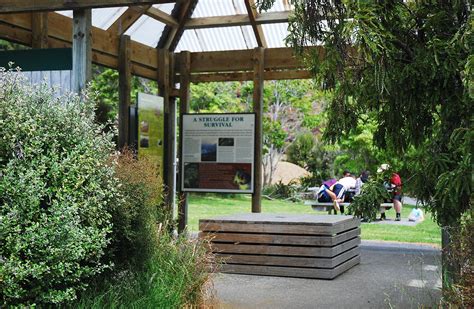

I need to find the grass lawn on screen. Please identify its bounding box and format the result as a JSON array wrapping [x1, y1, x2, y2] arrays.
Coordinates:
[[187, 194, 441, 246]]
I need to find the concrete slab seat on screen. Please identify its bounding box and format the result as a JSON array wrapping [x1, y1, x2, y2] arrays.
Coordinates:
[[199, 214, 361, 279]]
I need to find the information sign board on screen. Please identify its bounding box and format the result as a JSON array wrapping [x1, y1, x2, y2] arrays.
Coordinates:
[[181, 113, 255, 193]]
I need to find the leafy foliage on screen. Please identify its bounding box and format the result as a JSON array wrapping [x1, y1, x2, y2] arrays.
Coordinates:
[[348, 178, 391, 222], [90, 67, 119, 127], [443, 214, 474, 307], [286, 132, 317, 169], [259, 0, 472, 227], [408, 127, 473, 226], [286, 131, 337, 186], [0, 39, 27, 51], [77, 230, 214, 308], [0, 68, 120, 306], [110, 150, 166, 270], [190, 82, 245, 113], [262, 181, 302, 202], [90, 66, 158, 129]]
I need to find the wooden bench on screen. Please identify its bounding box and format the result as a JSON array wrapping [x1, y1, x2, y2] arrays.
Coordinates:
[[199, 214, 361, 279]]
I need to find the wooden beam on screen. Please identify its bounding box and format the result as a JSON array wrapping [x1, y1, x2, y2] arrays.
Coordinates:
[[252, 47, 264, 213], [158, 49, 176, 214], [72, 9, 91, 93], [145, 6, 178, 27], [0, 21, 32, 46], [183, 47, 315, 73], [31, 12, 48, 48], [0, 12, 159, 76], [190, 69, 312, 82], [118, 35, 131, 149], [0, 0, 176, 13], [185, 11, 289, 29], [107, 5, 150, 36], [245, 0, 267, 47], [177, 50, 191, 233], [0, 13, 325, 82], [160, 0, 196, 51], [0, 19, 158, 80]]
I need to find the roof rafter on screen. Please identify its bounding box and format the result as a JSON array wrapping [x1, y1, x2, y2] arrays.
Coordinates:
[[157, 0, 198, 51], [108, 5, 151, 36], [185, 11, 289, 29], [145, 6, 178, 27], [0, 0, 176, 13], [244, 0, 267, 47]]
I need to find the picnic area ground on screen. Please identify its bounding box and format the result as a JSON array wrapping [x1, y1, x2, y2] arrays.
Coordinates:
[[211, 241, 441, 308], [189, 194, 442, 308], [188, 194, 441, 245]]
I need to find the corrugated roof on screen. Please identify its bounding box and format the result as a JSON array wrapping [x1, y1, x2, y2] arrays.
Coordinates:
[[55, 0, 292, 52], [125, 15, 165, 47]]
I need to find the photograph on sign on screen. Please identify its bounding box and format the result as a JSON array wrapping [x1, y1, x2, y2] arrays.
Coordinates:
[[181, 113, 255, 193], [137, 93, 164, 182]]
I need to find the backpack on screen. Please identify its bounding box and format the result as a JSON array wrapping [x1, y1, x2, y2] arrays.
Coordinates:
[[391, 173, 402, 187]]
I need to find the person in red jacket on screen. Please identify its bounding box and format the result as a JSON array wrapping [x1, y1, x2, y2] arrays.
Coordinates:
[[390, 172, 403, 221], [378, 164, 403, 221]]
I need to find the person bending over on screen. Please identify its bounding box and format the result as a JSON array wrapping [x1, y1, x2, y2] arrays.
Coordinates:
[[316, 178, 348, 213]]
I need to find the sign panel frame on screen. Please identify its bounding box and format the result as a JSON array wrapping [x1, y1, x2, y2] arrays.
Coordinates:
[[181, 113, 256, 194], [137, 92, 164, 182]]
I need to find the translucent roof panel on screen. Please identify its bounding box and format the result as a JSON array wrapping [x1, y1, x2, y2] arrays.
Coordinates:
[[56, 10, 72, 18], [176, 25, 258, 52], [54, 0, 294, 51], [262, 23, 289, 48], [92, 7, 127, 29], [240, 25, 259, 49], [176, 30, 203, 52], [197, 27, 249, 51], [152, 3, 175, 15], [179, 0, 287, 52], [193, 0, 237, 17], [192, 0, 291, 16], [125, 15, 165, 47], [56, 8, 128, 30]]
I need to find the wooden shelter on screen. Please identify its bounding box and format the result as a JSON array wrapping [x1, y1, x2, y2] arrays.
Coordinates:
[[0, 0, 319, 231]]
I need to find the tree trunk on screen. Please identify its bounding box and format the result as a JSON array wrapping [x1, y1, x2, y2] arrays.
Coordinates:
[[441, 225, 460, 292]]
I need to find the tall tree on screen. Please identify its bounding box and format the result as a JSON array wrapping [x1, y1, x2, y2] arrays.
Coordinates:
[[256, 80, 324, 185], [259, 0, 472, 287]]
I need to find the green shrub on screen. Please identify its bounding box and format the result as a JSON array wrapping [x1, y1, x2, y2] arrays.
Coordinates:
[[0, 68, 120, 306], [287, 132, 337, 184], [77, 231, 214, 308], [111, 150, 167, 269], [348, 176, 390, 222], [286, 132, 317, 169], [263, 181, 302, 202]]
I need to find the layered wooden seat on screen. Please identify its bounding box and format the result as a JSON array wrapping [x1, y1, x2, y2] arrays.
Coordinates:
[[199, 214, 361, 279]]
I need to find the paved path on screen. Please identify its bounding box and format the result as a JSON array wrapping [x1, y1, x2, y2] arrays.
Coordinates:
[[212, 241, 441, 309]]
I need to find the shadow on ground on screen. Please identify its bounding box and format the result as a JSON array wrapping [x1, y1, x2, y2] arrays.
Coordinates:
[[212, 241, 441, 309]]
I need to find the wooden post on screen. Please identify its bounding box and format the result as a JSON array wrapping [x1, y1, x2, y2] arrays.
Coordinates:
[[158, 49, 176, 216], [177, 50, 191, 233], [31, 12, 48, 48], [252, 47, 264, 213], [72, 9, 91, 94], [118, 35, 131, 149]]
